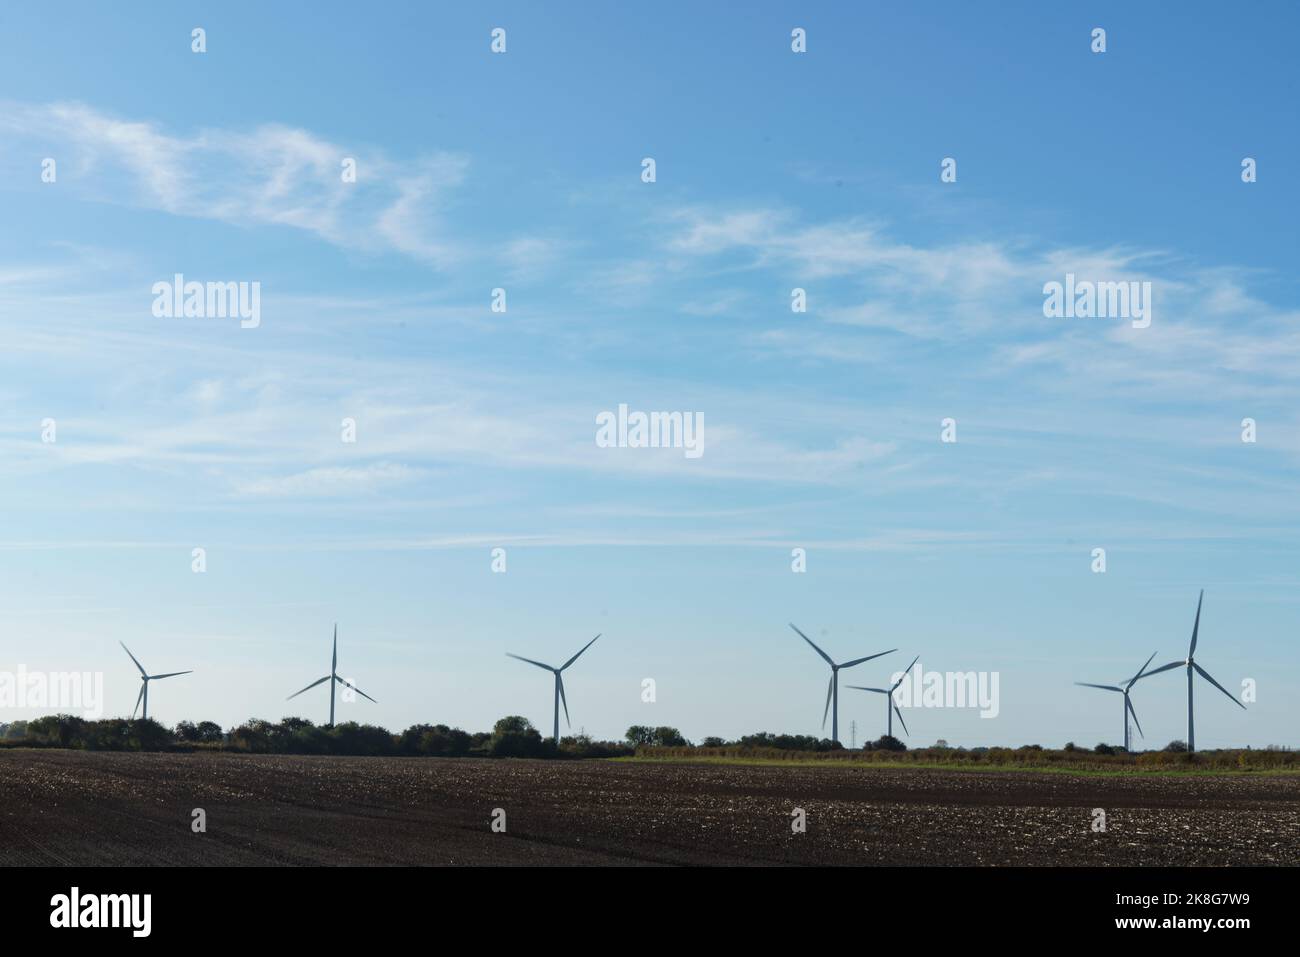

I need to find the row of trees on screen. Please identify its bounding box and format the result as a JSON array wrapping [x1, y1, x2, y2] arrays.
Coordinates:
[[1, 716, 175, 751], [1, 714, 634, 759], [1066, 740, 1193, 755], [641, 730, 902, 752], [7, 717, 1285, 760], [624, 725, 690, 747], [1, 716, 856, 755]]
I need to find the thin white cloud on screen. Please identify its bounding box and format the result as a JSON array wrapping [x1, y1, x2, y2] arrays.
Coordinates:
[[0, 100, 468, 266], [235, 462, 425, 498]]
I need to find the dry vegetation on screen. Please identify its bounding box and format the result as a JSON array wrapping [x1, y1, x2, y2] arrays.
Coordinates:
[[633, 745, 1300, 773]]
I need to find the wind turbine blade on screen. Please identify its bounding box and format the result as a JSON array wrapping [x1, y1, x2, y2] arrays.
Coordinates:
[[1125, 695, 1144, 739], [893, 704, 909, 737], [1125, 651, 1159, 690], [791, 623, 834, 667], [846, 686, 888, 694], [332, 623, 338, 674], [335, 676, 377, 703], [506, 653, 555, 672], [1136, 661, 1183, 680], [1193, 662, 1246, 710], [839, 649, 896, 670], [287, 675, 331, 700], [148, 671, 192, 681], [1074, 682, 1123, 692], [891, 654, 920, 691], [132, 683, 144, 719], [560, 634, 600, 671], [821, 676, 833, 729], [1189, 590, 1203, 657], [120, 642, 147, 677], [889, 702, 909, 738], [557, 673, 570, 727]]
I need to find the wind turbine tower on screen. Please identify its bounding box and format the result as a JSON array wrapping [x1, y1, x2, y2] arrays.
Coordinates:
[[120, 642, 192, 722], [1139, 591, 1246, 753], [1074, 651, 1158, 751], [286, 624, 377, 727], [507, 634, 601, 744], [849, 654, 920, 740]]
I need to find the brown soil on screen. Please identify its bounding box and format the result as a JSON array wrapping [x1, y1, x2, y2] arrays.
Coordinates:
[[2, 750, 1296, 866]]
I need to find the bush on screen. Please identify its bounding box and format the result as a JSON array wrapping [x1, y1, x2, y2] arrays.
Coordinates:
[[559, 734, 634, 759], [88, 719, 133, 750], [289, 724, 333, 755], [733, 732, 841, 752], [399, 723, 472, 757], [625, 725, 689, 747], [488, 716, 550, 757], [28, 714, 86, 748], [175, 720, 224, 744], [329, 721, 396, 756], [22, 715, 173, 751], [128, 719, 173, 751], [228, 719, 273, 753], [625, 725, 654, 747]]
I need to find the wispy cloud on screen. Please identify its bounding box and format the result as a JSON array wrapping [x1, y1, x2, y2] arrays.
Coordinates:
[[0, 100, 469, 266], [234, 462, 426, 498]]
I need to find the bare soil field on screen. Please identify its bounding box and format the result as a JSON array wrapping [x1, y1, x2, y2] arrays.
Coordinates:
[[1, 749, 1297, 866]]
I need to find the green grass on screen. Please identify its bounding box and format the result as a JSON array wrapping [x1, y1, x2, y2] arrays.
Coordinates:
[[613, 752, 1300, 778]]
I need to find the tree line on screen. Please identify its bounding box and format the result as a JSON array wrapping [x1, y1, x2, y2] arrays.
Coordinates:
[[8, 716, 1283, 763], [0, 717, 863, 756], [0, 715, 635, 758]]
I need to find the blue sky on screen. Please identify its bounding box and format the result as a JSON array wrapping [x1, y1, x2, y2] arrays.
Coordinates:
[[0, 2, 1296, 748]]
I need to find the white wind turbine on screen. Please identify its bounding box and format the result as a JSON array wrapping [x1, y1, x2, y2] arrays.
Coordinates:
[[848, 654, 920, 740], [790, 624, 895, 745], [1137, 591, 1245, 753], [120, 641, 192, 722], [507, 634, 601, 744], [286, 624, 376, 727], [1074, 651, 1158, 751]]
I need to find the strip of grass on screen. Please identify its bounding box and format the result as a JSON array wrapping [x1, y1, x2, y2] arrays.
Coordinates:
[[612, 754, 1300, 778]]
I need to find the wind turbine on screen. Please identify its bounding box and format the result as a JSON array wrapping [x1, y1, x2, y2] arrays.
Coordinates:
[[120, 641, 191, 722], [790, 623, 895, 745], [1073, 651, 1158, 751], [1138, 590, 1245, 753], [848, 654, 919, 740], [507, 634, 600, 744], [286, 624, 376, 727]]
